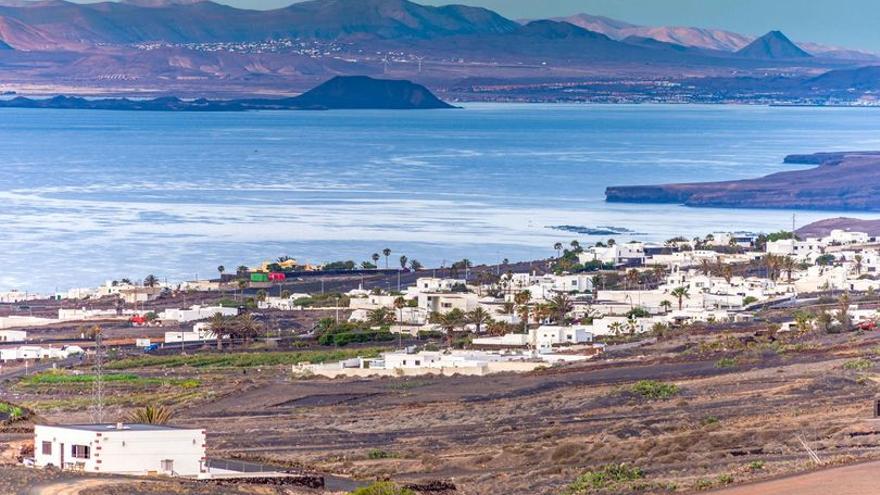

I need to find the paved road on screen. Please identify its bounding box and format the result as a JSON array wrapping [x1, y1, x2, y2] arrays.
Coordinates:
[[713, 461, 880, 495]]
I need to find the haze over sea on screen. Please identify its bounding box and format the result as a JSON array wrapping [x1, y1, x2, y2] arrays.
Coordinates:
[[4, 103, 880, 292]]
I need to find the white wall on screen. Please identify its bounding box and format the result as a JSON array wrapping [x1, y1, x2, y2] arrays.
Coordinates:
[[35, 425, 206, 477]]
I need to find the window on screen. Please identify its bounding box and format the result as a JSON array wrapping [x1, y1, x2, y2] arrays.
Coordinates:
[[41, 442, 52, 456], [161, 459, 174, 472], [414, 360, 421, 366], [72, 445, 90, 459]]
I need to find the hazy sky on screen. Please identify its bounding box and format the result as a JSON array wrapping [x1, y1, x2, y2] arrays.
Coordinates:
[[76, 0, 880, 51]]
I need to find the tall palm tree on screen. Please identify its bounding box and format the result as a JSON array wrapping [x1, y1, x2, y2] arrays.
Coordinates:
[[855, 254, 864, 275], [570, 240, 581, 253], [625, 269, 640, 290], [393, 296, 407, 323], [430, 309, 465, 345], [722, 265, 733, 284], [234, 313, 262, 346], [217, 265, 225, 278], [465, 307, 493, 334], [670, 286, 689, 311], [399, 255, 408, 270], [549, 293, 573, 325], [371, 253, 380, 269], [554, 242, 563, 258], [382, 248, 392, 269], [210, 313, 228, 351], [514, 290, 531, 333], [143, 274, 159, 288]]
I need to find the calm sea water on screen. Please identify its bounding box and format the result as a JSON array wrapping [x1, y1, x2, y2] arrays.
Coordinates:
[[3, 103, 880, 292]]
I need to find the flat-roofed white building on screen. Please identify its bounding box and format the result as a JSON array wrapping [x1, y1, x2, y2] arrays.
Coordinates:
[[160, 305, 238, 323], [0, 330, 26, 342], [34, 423, 206, 477]]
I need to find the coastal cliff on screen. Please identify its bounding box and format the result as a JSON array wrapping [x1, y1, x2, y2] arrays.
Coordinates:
[[606, 152, 880, 211]]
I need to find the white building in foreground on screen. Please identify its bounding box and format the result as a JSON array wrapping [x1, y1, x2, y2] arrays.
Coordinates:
[[34, 424, 206, 477]]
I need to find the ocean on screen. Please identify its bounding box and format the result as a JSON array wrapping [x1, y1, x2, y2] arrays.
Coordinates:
[[3, 103, 880, 292]]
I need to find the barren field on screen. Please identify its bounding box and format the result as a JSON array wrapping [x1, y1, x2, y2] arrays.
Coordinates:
[[5, 290, 880, 494]]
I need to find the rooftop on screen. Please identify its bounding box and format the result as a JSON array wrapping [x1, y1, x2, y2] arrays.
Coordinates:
[[38, 423, 197, 432]]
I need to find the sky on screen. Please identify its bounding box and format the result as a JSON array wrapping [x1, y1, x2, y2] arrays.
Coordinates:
[[70, 0, 880, 51]]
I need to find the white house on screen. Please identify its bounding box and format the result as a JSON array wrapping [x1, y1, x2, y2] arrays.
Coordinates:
[[530, 325, 593, 351], [0, 330, 26, 342], [164, 323, 217, 344], [418, 292, 479, 314], [160, 305, 238, 323], [34, 423, 206, 477], [0, 345, 83, 362]]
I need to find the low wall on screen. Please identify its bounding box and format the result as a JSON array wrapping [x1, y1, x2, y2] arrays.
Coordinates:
[[301, 361, 544, 379]]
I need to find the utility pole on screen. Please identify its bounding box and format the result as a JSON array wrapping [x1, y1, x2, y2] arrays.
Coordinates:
[[94, 332, 104, 424]]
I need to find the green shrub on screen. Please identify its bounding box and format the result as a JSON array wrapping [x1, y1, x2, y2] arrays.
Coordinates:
[[350, 482, 415, 495], [565, 464, 645, 493], [367, 449, 394, 460], [107, 349, 382, 370], [715, 357, 737, 368], [629, 380, 680, 400], [843, 358, 873, 371], [748, 460, 765, 471]]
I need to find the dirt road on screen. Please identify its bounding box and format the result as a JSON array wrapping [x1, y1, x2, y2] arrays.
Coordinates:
[[32, 479, 125, 495], [713, 461, 880, 495]]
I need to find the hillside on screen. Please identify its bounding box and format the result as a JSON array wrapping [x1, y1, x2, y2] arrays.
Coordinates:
[[736, 30, 812, 59], [605, 152, 880, 211]]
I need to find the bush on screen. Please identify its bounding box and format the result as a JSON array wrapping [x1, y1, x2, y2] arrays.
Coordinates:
[[565, 464, 645, 493], [629, 380, 680, 400], [367, 449, 394, 459], [107, 349, 382, 370], [715, 357, 737, 369], [742, 296, 758, 306], [843, 358, 873, 371], [350, 482, 415, 495]]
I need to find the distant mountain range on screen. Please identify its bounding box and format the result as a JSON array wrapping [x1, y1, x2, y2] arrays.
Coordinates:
[[549, 12, 877, 60], [0, 0, 875, 100]]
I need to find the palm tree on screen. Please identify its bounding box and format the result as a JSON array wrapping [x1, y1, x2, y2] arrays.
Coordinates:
[[554, 242, 563, 258], [465, 307, 493, 334], [234, 313, 262, 346], [217, 265, 225, 278], [393, 296, 407, 323], [382, 248, 392, 269], [855, 254, 864, 275], [256, 289, 267, 302], [514, 290, 531, 333], [782, 257, 795, 282], [367, 307, 395, 327], [699, 259, 712, 276], [721, 265, 733, 284], [670, 286, 689, 311], [236, 265, 249, 277], [660, 300, 672, 314], [410, 259, 423, 271], [609, 321, 624, 337], [625, 269, 640, 290], [371, 253, 381, 269], [210, 313, 229, 351], [237, 279, 248, 300], [570, 240, 581, 253], [430, 309, 465, 345], [399, 255, 408, 270], [143, 274, 159, 288], [549, 293, 573, 325], [127, 405, 173, 425]]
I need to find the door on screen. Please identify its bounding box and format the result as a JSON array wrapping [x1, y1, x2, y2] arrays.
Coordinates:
[[59, 443, 64, 468]]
